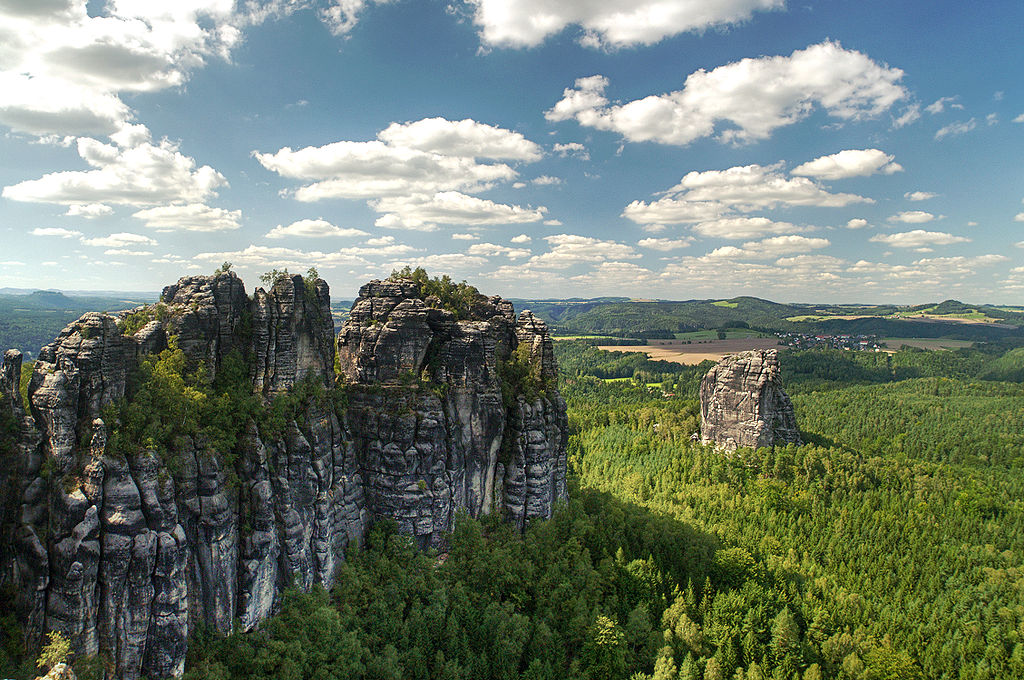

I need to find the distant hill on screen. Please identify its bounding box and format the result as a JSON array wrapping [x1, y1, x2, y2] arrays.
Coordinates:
[[513, 296, 1024, 342], [0, 290, 155, 358]]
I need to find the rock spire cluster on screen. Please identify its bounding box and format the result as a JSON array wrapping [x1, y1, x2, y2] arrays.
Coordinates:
[[0, 271, 567, 679]]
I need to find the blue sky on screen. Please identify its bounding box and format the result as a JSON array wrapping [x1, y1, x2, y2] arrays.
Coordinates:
[[1, 0, 1022, 302]]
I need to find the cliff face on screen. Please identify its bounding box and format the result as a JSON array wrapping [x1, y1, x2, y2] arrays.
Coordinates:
[[0, 272, 567, 680], [699, 349, 801, 450]]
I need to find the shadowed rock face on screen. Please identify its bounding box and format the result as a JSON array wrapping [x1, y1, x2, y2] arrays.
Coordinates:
[[0, 272, 567, 680], [699, 349, 801, 450]]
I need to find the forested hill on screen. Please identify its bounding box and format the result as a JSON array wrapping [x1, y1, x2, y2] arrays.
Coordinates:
[[0, 290, 154, 358], [511, 296, 1024, 341]]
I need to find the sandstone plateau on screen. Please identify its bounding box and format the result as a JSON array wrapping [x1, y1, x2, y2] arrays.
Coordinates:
[[0, 272, 568, 679]]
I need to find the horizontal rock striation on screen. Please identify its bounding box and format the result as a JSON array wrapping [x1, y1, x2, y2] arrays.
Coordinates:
[[699, 349, 802, 450], [0, 272, 567, 679]]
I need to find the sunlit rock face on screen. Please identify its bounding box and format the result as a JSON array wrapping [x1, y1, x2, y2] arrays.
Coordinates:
[[699, 349, 802, 450], [0, 273, 568, 680]]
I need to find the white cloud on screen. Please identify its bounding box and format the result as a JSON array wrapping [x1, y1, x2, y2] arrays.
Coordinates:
[[255, 117, 549, 230], [388, 253, 488, 272], [1013, 213, 1024, 223], [256, 139, 516, 200], [637, 237, 694, 251], [1014, 113, 1024, 124], [451, 233, 479, 240], [371, 191, 546, 230], [889, 210, 935, 224], [623, 163, 871, 227], [377, 118, 541, 161], [705, 235, 830, 260], [692, 217, 800, 240], [31, 227, 81, 238], [925, 96, 963, 115], [546, 42, 907, 146], [527, 233, 639, 269], [366, 235, 396, 246], [892, 104, 921, 129], [543, 219, 563, 226], [133, 203, 241, 232], [80, 232, 157, 248], [904, 191, 937, 202], [4, 136, 226, 206], [869, 230, 970, 249], [510, 234, 531, 243], [935, 118, 977, 140], [466, 243, 531, 259], [0, 0, 262, 139], [467, 0, 783, 49], [264, 218, 367, 239], [791, 149, 902, 180], [65, 203, 113, 218], [103, 248, 153, 256], [531, 175, 562, 186], [319, 0, 390, 36], [846, 218, 868, 229], [552, 142, 589, 160]]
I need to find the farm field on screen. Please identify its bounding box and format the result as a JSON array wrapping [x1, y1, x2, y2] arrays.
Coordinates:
[[597, 337, 784, 364], [881, 337, 975, 350]]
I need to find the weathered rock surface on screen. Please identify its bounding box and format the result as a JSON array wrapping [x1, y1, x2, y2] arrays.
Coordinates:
[[699, 349, 801, 450], [0, 272, 567, 679]]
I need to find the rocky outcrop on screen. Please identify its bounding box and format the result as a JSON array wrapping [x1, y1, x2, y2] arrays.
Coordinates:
[[699, 349, 801, 450], [0, 271, 567, 679]]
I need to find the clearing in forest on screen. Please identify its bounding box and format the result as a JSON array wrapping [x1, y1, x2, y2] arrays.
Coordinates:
[[597, 338, 784, 365]]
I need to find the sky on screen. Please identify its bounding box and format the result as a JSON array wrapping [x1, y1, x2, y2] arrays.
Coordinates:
[[1, 0, 1022, 303]]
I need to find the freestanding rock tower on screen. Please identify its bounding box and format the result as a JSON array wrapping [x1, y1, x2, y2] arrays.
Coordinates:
[[0, 271, 568, 680], [699, 349, 802, 450]]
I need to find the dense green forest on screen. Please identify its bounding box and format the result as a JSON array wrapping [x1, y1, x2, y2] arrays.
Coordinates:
[[159, 342, 1024, 680], [5, 290, 1024, 679]]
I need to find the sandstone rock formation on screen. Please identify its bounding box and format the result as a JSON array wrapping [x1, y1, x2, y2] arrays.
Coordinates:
[[0, 271, 567, 679], [699, 349, 801, 450]]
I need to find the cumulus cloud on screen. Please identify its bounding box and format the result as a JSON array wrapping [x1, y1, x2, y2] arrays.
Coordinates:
[[451, 233, 479, 240], [4, 136, 227, 206], [623, 163, 871, 227], [552, 142, 589, 160], [705, 235, 830, 260], [510, 234, 532, 243], [371, 191, 546, 231], [377, 118, 541, 161], [546, 42, 907, 146], [531, 175, 562, 186], [264, 219, 367, 239], [925, 96, 963, 115], [80, 232, 157, 248], [904, 191, 937, 202], [467, 0, 783, 49], [637, 237, 694, 251], [935, 119, 977, 140], [0, 0, 298, 141], [869, 230, 970, 250], [66, 203, 113, 218], [889, 210, 935, 224], [388, 253, 488, 272], [255, 117, 548, 230], [31, 227, 82, 238], [466, 243, 531, 259], [133, 203, 241, 232], [1014, 114, 1024, 124], [791, 149, 902, 180], [1015, 213, 1024, 223], [527, 234, 639, 269], [846, 218, 869, 229], [319, 0, 390, 36], [691, 217, 800, 240]]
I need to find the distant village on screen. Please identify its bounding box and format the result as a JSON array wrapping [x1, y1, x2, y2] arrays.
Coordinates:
[[775, 331, 885, 352]]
